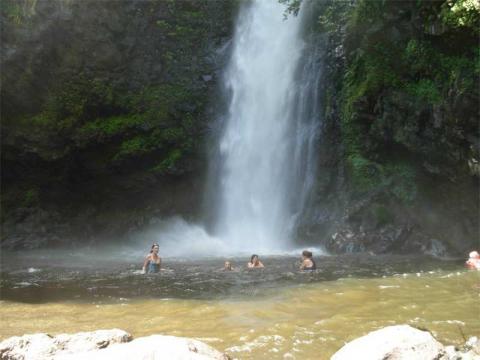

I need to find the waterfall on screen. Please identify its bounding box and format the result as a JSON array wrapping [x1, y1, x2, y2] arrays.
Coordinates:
[[211, 0, 322, 252]]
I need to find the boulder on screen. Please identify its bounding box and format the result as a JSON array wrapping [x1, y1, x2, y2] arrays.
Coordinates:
[[331, 325, 446, 360], [0, 329, 131, 360], [0, 330, 228, 360], [58, 335, 229, 360]]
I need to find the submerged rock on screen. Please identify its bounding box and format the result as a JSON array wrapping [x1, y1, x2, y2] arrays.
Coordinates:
[[0, 329, 228, 360]]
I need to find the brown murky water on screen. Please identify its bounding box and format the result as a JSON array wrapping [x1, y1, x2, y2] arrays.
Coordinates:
[[1, 252, 479, 359]]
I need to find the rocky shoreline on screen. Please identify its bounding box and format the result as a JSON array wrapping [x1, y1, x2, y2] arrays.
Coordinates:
[[1, 325, 478, 360]]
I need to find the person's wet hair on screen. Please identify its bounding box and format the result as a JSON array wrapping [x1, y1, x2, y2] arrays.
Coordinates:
[[251, 254, 258, 263], [150, 243, 159, 253], [302, 250, 313, 258]]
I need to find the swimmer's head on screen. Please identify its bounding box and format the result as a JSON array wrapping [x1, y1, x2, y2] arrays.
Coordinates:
[[150, 243, 159, 254], [224, 261, 232, 270], [251, 254, 259, 264], [302, 250, 313, 259], [469, 251, 479, 259]]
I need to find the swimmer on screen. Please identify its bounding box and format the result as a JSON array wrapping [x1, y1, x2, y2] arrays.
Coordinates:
[[300, 250, 316, 271], [142, 243, 161, 274], [466, 251, 480, 270], [224, 261, 233, 271], [247, 254, 264, 268]]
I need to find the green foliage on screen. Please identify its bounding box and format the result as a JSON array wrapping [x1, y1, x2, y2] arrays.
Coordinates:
[[347, 154, 382, 192], [79, 114, 144, 138], [113, 126, 187, 160], [151, 149, 183, 174], [1, 1, 23, 24], [406, 80, 441, 104], [16, 74, 200, 165], [317, 1, 353, 34], [440, 0, 480, 29], [116, 136, 150, 158], [7, 77, 201, 175], [347, 154, 418, 204], [29, 111, 56, 128], [338, 0, 478, 204], [129, 84, 191, 116], [0, 0, 36, 25], [155, 20, 169, 30], [52, 82, 95, 119], [28, 78, 118, 134]]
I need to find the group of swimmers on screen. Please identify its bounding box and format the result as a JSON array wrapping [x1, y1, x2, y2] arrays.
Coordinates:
[[141, 243, 317, 274], [141, 243, 480, 274]]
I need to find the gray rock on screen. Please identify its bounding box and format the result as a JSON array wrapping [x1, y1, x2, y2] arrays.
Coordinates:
[[331, 325, 446, 360], [0, 329, 131, 360], [58, 335, 229, 360], [425, 239, 448, 257], [0, 330, 228, 360]]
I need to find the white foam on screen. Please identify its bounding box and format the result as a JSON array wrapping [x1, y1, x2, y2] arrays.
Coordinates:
[[133, 216, 328, 258]]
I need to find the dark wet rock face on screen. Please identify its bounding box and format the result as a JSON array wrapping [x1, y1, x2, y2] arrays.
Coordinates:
[[325, 225, 448, 256], [296, 0, 479, 255], [1, 0, 238, 249]]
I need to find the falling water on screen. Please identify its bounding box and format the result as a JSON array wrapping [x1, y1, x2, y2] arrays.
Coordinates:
[[212, 0, 322, 252]]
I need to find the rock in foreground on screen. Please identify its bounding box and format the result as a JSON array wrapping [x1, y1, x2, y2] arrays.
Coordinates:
[[0, 330, 228, 360], [331, 325, 445, 360], [331, 325, 480, 360], [58, 335, 228, 360], [0, 329, 131, 360]]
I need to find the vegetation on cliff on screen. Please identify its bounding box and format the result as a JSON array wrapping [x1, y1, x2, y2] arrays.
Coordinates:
[[340, 0, 479, 198], [294, 0, 479, 253], [1, 0, 237, 246], [2, 0, 235, 184]]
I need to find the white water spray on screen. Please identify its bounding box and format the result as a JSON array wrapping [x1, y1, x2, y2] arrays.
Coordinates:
[[212, 0, 321, 252]]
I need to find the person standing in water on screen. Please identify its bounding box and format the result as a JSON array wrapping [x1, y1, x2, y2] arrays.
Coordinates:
[[142, 243, 161, 274], [224, 261, 233, 271], [300, 250, 316, 271], [466, 251, 480, 270], [247, 254, 264, 268]]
